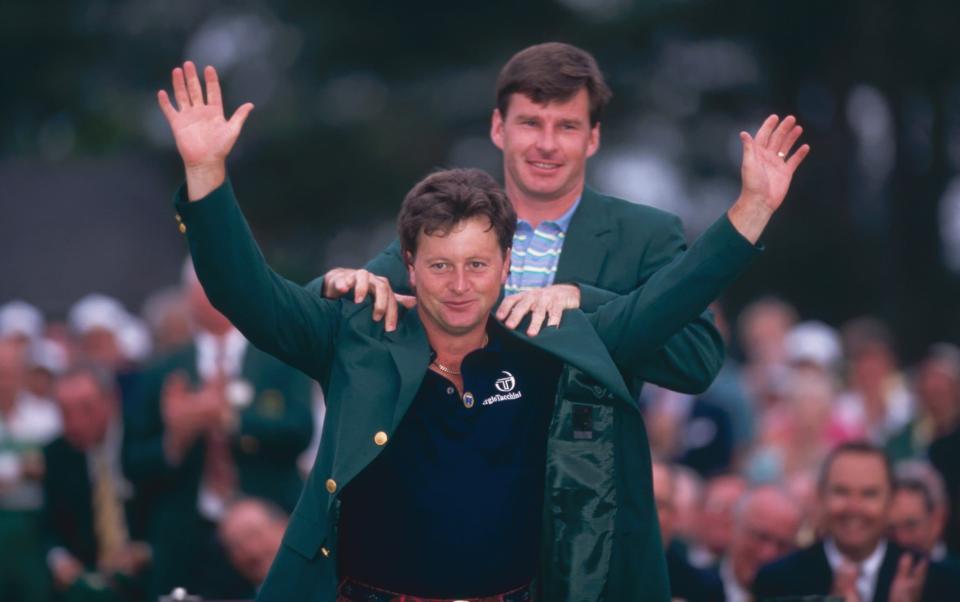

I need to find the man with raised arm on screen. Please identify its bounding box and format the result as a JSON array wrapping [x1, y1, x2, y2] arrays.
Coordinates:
[[311, 42, 803, 398], [157, 61, 806, 601]]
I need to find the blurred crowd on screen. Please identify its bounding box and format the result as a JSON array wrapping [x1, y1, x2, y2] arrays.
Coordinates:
[[2, 276, 960, 601], [0, 260, 322, 602]]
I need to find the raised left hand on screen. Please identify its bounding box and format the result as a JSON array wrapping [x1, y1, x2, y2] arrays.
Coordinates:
[[738, 114, 810, 214]]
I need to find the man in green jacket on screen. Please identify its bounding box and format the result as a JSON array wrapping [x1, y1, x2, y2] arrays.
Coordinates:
[[157, 61, 807, 600], [313, 42, 766, 396]]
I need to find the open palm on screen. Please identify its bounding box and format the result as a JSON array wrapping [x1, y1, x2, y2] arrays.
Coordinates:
[[157, 61, 253, 170], [739, 114, 809, 212]]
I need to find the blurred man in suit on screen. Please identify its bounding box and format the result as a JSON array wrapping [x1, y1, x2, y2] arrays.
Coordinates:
[[122, 263, 314, 599], [218, 498, 287, 591], [889, 461, 956, 565], [753, 442, 960, 602], [43, 365, 150, 601], [721, 485, 802, 602]]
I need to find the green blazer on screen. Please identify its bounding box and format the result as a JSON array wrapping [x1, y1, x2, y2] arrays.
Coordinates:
[[174, 181, 758, 601], [121, 340, 314, 596], [307, 186, 725, 394]]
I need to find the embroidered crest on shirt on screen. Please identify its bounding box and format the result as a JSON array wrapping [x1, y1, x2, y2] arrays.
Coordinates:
[[484, 371, 523, 406]]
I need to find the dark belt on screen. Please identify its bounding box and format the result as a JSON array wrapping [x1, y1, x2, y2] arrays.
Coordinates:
[[337, 578, 533, 602]]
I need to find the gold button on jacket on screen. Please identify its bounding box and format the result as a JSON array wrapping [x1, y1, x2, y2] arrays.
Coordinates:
[[373, 431, 388, 446], [325, 478, 337, 493]]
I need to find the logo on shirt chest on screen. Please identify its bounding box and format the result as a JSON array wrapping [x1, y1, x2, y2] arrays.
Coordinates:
[[483, 371, 523, 406]]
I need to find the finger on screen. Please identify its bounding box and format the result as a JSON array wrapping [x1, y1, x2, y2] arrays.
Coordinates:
[[227, 102, 254, 138], [383, 291, 399, 332], [526, 308, 547, 336], [785, 143, 811, 173], [354, 271, 371, 304], [396, 294, 417, 309], [371, 280, 389, 321], [778, 124, 803, 157], [546, 303, 563, 328], [505, 297, 534, 330], [495, 294, 521, 321], [183, 61, 205, 106], [171, 67, 191, 109], [204, 65, 222, 109], [754, 114, 779, 147], [767, 115, 796, 151], [157, 90, 178, 122]]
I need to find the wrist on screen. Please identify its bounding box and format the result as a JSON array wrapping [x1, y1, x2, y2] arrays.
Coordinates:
[[184, 162, 226, 201]]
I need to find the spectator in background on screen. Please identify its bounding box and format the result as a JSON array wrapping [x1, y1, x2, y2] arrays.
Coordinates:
[[889, 461, 955, 565], [671, 466, 705, 544], [736, 296, 798, 407], [141, 287, 193, 357], [218, 498, 287, 592], [68, 294, 151, 373], [652, 461, 725, 602], [926, 345, 960, 554], [721, 485, 802, 602], [0, 339, 61, 602], [688, 474, 746, 569], [888, 344, 960, 462], [832, 317, 914, 444], [753, 442, 960, 602], [122, 262, 313, 600], [43, 365, 150, 601]]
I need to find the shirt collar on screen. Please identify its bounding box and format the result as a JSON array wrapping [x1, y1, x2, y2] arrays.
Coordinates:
[[824, 538, 888, 601], [517, 194, 582, 233]]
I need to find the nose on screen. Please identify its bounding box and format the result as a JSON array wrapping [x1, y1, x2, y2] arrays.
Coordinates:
[[450, 267, 469, 293], [536, 126, 557, 154]]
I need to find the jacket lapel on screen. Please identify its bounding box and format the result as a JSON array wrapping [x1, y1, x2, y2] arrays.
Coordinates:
[[382, 308, 431, 430], [555, 187, 614, 285]]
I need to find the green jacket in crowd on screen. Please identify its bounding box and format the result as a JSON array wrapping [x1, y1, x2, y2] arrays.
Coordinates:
[[175, 180, 758, 601]]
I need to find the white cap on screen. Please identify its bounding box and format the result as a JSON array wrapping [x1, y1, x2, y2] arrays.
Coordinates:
[[784, 320, 842, 370], [0, 300, 44, 341], [28, 338, 69, 375], [117, 317, 152, 363], [68, 294, 128, 336]]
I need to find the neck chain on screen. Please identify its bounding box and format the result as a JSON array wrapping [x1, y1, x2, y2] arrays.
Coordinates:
[[432, 334, 488, 377]]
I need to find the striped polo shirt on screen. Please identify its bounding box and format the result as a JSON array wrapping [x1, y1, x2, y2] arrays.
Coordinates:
[[505, 196, 581, 295]]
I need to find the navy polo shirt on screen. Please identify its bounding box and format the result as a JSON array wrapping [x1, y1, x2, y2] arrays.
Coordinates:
[[337, 322, 563, 598]]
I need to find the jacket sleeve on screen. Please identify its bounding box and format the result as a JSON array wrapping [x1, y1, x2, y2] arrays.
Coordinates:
[[305, 238, 411, 297], [587, 214, 759, 374], [175, 180, 340, 380]]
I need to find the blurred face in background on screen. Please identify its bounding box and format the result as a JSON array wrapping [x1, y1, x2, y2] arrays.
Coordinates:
[[698, 475, 747, 556], [55, 372, 113, 451], [889, 487, 942, 555], [0, 341, 24, 406], [220, 500, 286, 586], [821, 451, 892, 561], [730, 488, 802, 589], [652, 462, 676, 547], [916, 357, 960, 432], [77, 327, 123, 369], [738, 300, 797, 367]]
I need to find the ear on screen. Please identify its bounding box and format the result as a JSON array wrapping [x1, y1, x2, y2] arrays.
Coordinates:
[[586, 122, 600, 159], [406, 251, 417, 290], [500, 248, 511, 284], [490, 108, 505, 150]]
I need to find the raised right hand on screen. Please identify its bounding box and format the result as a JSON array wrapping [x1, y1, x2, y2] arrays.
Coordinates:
[[157, 61, 254, 199]]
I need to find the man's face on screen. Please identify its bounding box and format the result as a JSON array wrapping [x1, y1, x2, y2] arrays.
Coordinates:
[[220, 502, 285, 586], [408, 217, 510, 337], [55, 374, 112, 451], [698, 476, 746, 556], [730, 490, 801, 588], [889, 489, 940, 554], [821, 452, 892, 559], [491, 89, 599, 204]]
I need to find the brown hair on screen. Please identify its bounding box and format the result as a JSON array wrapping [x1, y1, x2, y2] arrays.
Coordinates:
[[398, 168, 516, 261], [496, 42, 612, 126], [817, 441, 895, 494]]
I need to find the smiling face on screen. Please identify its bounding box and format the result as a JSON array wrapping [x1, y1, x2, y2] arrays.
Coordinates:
[[407, 216, 510, 338], [491, 89, 599, 208], [821, 451, 892, 561]]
